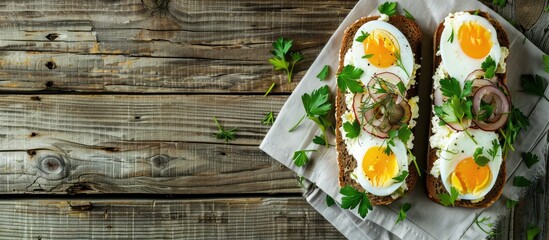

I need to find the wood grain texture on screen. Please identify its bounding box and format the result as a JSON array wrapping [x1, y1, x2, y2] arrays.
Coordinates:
[[0, 197, 344, 239], [0, 94, 299, 194], [0, 0, 356, 93]]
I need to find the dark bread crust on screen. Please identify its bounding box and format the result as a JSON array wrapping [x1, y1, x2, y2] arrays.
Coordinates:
[[426, 11, 509, 208], [336, 16, 422, 205]]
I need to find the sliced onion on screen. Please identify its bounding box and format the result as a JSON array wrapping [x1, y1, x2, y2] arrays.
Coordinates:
[[446, 119, 472, 131], [472, 85, 510, 131], [352, 93, 364, 125], [466, 69, 497, 83], [472, 79, 494, 93], [367, 72, 404, 103], [361, 96, 411, 138]]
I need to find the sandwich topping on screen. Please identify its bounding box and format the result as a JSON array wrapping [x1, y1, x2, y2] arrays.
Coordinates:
[[338, 19, 420, 198], [430, 12, 510, 201]]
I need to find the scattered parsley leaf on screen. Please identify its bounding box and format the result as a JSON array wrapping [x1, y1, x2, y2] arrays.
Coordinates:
[[343, 120, 361, 139], [213, 116, 238, 143], [513, 176, 532, 187], [303, 85, 332, 116], [481, 55, 496, 79], [474, 213, 496, 237], [523, 152, 540, 169], [355, 31, 370, 43], [296, 176, 305, 188], [313, 134, 326, 145], [476, 100, 494, 121], [501, 107, 529, 156], [378, 2, 398, 16], [544, 55, 549, 72], [340, 185, 373, 218], [473, 9, 480, 15], [403, 8, 415, 20], [395, 203, 411, 225], [317, 65, 330, 81], [268, 37, 303, 83], [520, 74, 549, 102], [527, 225, 541, 240], [435, 78, 477, 143], [392, 171, 409, 183], [326, 195, 335, 207], [292, 150, 316, 167], [438, 186, 459, 206], [506, 199, 518, 209], [362, 54, 374, 59], [439, 77, 462, 97], [337, 65, 364, 93], [264, 82, 276, 97], [261, 111, 275, 125], [447, 28, 455, 43], [492, 0, 507, 8], [473, 148, 491, 166], [396, 81, 406, 96]]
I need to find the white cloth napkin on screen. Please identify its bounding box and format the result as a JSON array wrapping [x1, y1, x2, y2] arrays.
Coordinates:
[[260, 0, 549, 239]]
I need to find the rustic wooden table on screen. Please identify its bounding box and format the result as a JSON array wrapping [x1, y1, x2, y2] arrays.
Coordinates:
[[0, 0, 546, 239]]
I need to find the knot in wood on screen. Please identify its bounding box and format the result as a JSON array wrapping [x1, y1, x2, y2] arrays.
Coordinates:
[[150, 154, 171, 169], [45, 33, 59, 41], [39, 156, 64, 175], [45, 61, 56, 70]]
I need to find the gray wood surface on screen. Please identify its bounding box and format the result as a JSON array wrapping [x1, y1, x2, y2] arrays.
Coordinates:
[[0, 0, 546, 239]]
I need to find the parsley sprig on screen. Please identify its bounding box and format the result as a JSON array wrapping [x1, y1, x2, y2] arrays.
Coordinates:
[[544, 54, 549, 73], [447, 28, 455, 43], [213, 116, 238, 143], [523, 152, 540, 168], [378, 2, 397, 16], [394, 51, 410, 78], [386, 125, 421, 176], [506, 199, 518, 209], [481, 56, 496, 79], [473, 139, 499, 166], [392, 170, 409, 183], [355, 31, 370, 43], [337, 65, 365, 93], [292, 150, 318, 167], [520, 74, 549, 102], [261, 112, 275, 125], [474, 213, 496, 237], [268, 37, 303, 83], [513, 176, 531, 187], [395, 203, 411, 224], [500, 107, 529, 156], [527, 225, 541, 240], [289, 86, 332, 146], [340, 185, 373, 218], [434, 77, 477, 144], [343, 120, 361, 139], [317, 65, 330, 81], [438, 186, 459, 206]]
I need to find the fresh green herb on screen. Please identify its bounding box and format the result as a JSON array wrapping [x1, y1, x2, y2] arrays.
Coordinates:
[[264, 82, 276, 97], [520, 74, 549, 102], [481, 55, 496, 79], [289, 86, 333, 146], [343, 120, 361, 139], [317, 65, 330, 81], [337, 65, 365, 93], [474, 213, 496, 237], [492, 0, 507, 8], [403, 8, 415, 20], [473, 139, 499, 166], [296, 176, 305, 188], [544, 55, 549, 73], [439, 77, 472, 98], [313, 134, 326, 145], [268, 37, 303, 83], [292, 150, 318, 167], [506, 199, 518, 209], [473, 9, 480, 15], [447, 28, 455, 43], [261, 112, 275, 125], [438, 186, 459, 206], [384, 125, 421, 177], [527, 225, 541, 240], [523, 152, 540, 169], [395, 203, 411, 224], [213, 116, 238, 143], [326, 195, 335, 207], [340, 185, 373, 218], [435, 78, 476, 143], [394, 51, 410, 78], [355, 31, 370, 43], [476, 100, 494, 121], [396, 81, 406, 96], [392, 171, 409, 183], [362, 54, 374, 59], [378, 2, 398, 16], [513, 176, 532, 187], [500, 107, 529, 156]]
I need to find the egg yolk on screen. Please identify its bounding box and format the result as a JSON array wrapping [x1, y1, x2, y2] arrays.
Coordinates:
[[457, 21, 493, 59], [362, 29, 400, 68], [362, 146, 399, 188], [450, 157, 492, 195]]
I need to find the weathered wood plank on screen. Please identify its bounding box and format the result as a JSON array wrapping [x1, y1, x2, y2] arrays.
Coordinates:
[[0, 197, 344, 239], [0, 0, 355, 92]]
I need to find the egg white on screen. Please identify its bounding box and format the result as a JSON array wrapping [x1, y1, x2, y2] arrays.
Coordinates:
[[439, 129, 502, 200], [351, 20, 414, 87], [349, 131, 408, 196], [440, 14, 501, 86]]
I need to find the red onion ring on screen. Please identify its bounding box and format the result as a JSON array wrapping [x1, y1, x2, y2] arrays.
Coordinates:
[[367, 72, 405, 103], [472, 85, 510, 131]]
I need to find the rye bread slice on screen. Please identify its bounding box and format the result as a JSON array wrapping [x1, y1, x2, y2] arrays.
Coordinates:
[[426, 11, 509, 208], [336, 16, 422, 205]]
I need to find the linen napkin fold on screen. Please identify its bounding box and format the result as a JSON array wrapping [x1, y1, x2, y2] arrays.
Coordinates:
[[260, 0, 549, 239]]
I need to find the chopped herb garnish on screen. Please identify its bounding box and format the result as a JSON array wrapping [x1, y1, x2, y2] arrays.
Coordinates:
[[292, 150, 317, 167], [343, 120, 361, 139], [289, 86, 333, 146], [296, 176, 305, 188], [527, 225, 540, 240], [337, 65, 365, 93], [378, 2, 398, 16], [326, 195, 335, 207], [473, 139, 499, 166], [473, 9, 480, 15], [355, 31, 370, 43], [317, 65, 330, 81], [474, 213, 496, 237], [523, 152, 540, 169], [513, 176, 532, 187], [520, 74, 549, 102], [362, 54, 374, 59], [438, 186, 459, 206], [261, 111, 275, 125], [340, 185, 373, 218], [394, 51, 410, 78], [268, 37, 303, 83], [403, 8, 415, 20], [395, 203, 411, 224], [481, 55, 496, 79], [544, 55, 549, 73], [313, 134, 326, 145], [501, 107, 529, 156], [435, 78, 476, 143], [392, 171, 409, 183], [506, 199, 518, 209], [264, 82, 276, 97], [213, 116, 238, 143], [447, 28, 455, 43]]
